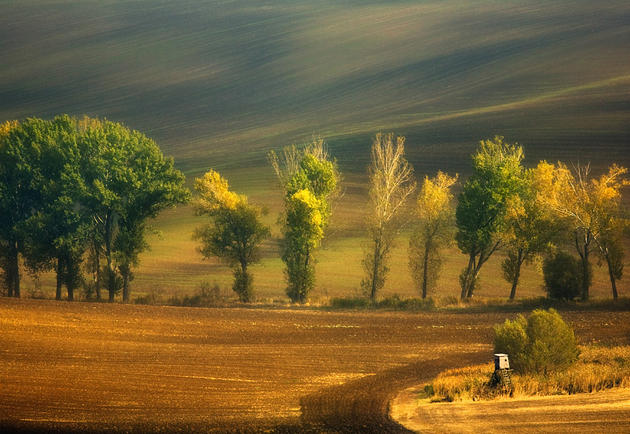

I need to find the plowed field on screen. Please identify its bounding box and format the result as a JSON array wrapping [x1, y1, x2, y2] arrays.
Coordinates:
[[1, 298, 629, 432]]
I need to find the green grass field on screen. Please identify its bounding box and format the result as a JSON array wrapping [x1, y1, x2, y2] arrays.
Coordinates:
[[3, 0, 629, 302]]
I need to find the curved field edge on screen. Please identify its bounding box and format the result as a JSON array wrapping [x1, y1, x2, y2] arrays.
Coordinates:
[[390, 386, 630, 433]]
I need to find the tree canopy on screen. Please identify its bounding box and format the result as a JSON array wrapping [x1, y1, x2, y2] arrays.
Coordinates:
[[456, 136, 525, 299], [0, 115, 189, 301]]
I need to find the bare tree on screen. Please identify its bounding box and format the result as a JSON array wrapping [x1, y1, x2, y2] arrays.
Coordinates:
[[362, 133, 416, 300]]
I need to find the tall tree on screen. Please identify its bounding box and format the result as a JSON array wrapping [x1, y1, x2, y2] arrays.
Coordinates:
[[537, 162, 629, 300], [501, 165, 558, 300], [193, 170, 270, 302], [77, 117, 190, 302], [409, 171, 457, 299], [269, 139, 339, 303], [21, 115, 90, 301], [0, 118, 84, 298], [456, 136, 525, 299], [362, 133, 416, 300], [0, 119, 28, 297]]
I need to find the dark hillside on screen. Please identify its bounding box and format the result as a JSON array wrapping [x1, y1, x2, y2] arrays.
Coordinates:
[[2, 1, 629, 177]]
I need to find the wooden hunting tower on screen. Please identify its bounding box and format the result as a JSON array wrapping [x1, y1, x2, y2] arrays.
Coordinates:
[[494, 353, 510, 370]]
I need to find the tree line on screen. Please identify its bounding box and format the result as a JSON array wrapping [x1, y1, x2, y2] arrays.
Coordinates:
[[0, 116, 189, 301], [1, 116, 628, 303], [196, 134, 628, 303]]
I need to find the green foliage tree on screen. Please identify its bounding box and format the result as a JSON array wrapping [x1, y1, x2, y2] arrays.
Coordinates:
[[501, 165, 559, 300], [0, 119, 33, 297], [193, 170, 270, 302], [0, 117, 88, 300], [77, 117, 189, 302], [409, 171, 457, 299], [494, 308, 579, 374], [456, 136, 525, 299], [362, 133, 416, 300], [542, 251, 584, 300], [20, 116, 91, 301], [269, 138, 339, 303]]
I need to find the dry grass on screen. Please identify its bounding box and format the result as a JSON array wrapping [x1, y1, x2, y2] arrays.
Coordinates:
[[427, 345, 630, 402]]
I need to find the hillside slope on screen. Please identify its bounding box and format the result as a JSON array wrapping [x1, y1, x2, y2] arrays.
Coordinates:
[[2, 0, 629, 176], [2, 1, 629, 300]]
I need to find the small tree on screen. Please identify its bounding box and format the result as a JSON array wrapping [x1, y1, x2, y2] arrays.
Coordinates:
[[409, 171, 457, 299], [193, 170, 270, 302], [269, 139, 339, 303], [456, 137, 525, 299], [494, 308, 579, 374], [362, 133, 416, 300], [542, 251, 583, 300]]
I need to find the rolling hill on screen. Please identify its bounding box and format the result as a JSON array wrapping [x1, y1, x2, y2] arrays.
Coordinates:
[[2, 0, 629, 300]]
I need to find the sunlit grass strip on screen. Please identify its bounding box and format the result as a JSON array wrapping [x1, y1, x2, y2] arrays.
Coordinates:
[[425, 345, 630, 402]]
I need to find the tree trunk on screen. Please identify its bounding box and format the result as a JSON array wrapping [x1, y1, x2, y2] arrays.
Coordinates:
[[460, 254, 474, 300], [466, 268, 480, 298], [94, 241, 101, 301], [55, 256, 63, 300], [67, 281, 74, 302], [509, 249, 524, 301], [8, 241, 20, 298], [105, 212, 116, 303], [421, 243, 430, 299], [122, 272, 129, 303], [370, 237, 382, 301], [581, 251, 590, 301], [605, 253, 619, 300]]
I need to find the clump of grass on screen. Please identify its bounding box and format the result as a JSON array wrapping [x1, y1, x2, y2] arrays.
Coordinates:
[[327, 295, 436, 311], [167, 282, 229, 307], [329, 297, 371, 309], [424, 345, 630, 402], [134, 288, 163, 305]]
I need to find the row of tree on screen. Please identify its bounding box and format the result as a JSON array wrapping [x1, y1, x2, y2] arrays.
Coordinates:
[[0, 116, 189, 301], [195, 134, 628, 303], [1, 116, 627, 303]]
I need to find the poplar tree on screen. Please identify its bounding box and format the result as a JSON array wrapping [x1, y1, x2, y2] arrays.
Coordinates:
[[269, 139, 339, 303], [362, 133, 416, 300], [409, 171, 457, 299]]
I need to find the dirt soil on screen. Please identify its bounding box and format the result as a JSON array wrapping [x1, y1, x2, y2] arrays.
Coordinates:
[[1, 298, 629, 433]]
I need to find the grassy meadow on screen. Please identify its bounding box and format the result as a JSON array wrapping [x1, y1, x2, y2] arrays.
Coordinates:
[[3, 0, 630, 302]]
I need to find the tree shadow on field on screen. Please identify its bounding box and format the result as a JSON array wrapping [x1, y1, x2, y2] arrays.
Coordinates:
[[299, 350, 487, 433]]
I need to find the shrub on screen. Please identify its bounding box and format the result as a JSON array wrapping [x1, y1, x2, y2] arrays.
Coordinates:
[[329, 297, 371, 309], [168, 282, 224, 307], [542, 252, 583, 300], [494, 308, 579, 374]]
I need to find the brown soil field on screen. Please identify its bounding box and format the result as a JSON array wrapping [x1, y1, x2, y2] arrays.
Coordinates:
[[1, 298, 629, 433]]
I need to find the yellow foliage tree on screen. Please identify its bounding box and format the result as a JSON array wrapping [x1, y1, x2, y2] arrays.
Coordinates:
[[536, 162, 629, 300], [193, 170, 269, 302], [409, 171, 457, 299]]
